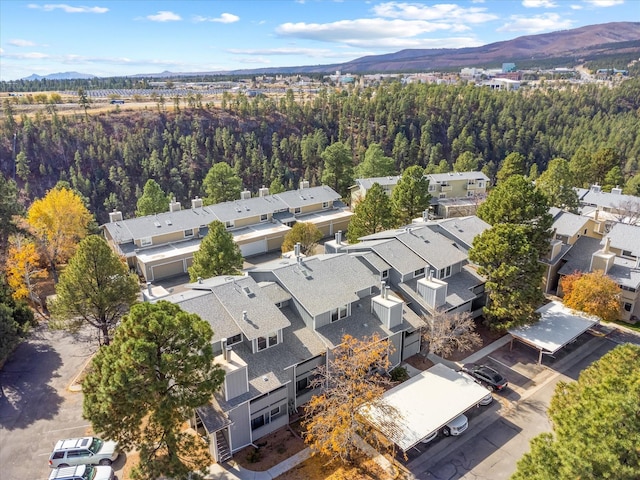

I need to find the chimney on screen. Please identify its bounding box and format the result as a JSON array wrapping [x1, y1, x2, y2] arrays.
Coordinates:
[[590, 184, 601, 193], [240, 190, 251, 200], [604, 236, 611, 253], [299, 180, 310, 190], [595, 208, 599, 222], [259, 186, 270, 197], [169, 198, 181, 212], [381, 281, 386, 298], [191, 196, 203, 209], [611, 186, 622, 195], [109, 210, 123, 223], [222, 338, 228, 361], [335, 230, 342, 244], [242, 311, 248, 322], [197, 276, 203, 284], [428, 269, 433, 281], [385, 286, 390, 300], [147, 282, 152, 296], [294, 242, 301, 257]]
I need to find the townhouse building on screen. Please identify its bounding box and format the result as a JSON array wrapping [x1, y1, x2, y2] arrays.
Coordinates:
[[159, 253, 425, 462], [426, 172, 490, 219], [101, 183, 352, 282]]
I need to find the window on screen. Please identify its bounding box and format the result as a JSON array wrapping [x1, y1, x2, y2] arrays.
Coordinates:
[[294, 207, 301, 214], [140, 237, 152, 247], [225, 220, 234, 229], [624, 302, 633, 312], [331, 305, 348, 322], [251, 415, 267, 431], [184, 229, 193, 238], [381, 269, 389, 279], [428, 184, 436, 192], [322, 201, 330, 209], [260, 213, 268, 222], [477, 181, 485, 188], [270, 406, 282, 418], [439, 193, 447, 199], [621, 286, 637, 293], [467, 190, 475, 197], [414, 267, 425, 277], [622, 250, 634, 258], [257, 333, 278, 351], [439, 266, 452, 279], [467, 179, 476, 186], [227, 333, 242, 346]]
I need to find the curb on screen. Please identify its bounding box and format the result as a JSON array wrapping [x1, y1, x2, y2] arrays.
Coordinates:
[[68, 354, 95, 392]]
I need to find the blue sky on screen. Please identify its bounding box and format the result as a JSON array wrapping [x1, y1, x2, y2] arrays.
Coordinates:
[[0, 0, 635, 80]]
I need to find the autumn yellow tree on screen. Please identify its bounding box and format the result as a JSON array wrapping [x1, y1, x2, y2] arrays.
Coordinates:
[[5, 234, 47, 313], [25, 187, 92, 282], [560, 270, 622, 322], [302, 334, 400, 465]]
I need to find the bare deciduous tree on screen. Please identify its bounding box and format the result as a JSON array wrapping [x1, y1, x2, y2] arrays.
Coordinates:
[[612, 199, 640, 225], [421, 309, 482, 358]]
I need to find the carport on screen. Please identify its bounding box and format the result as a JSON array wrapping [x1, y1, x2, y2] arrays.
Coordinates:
[[360, 363, 492, 452], [508, 301, 598, 364]]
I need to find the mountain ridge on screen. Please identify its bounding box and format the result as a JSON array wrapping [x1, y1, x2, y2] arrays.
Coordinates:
[[21, 21, 640, 80]]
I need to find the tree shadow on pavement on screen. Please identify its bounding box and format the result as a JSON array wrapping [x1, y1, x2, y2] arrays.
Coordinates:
[[0, 340, 63, 430]]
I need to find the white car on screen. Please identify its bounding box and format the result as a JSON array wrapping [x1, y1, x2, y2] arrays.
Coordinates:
[[420, 429, 438, 444], [48, 464, 116, 480], [442, 414, 468, 436], [49, 437, 119, 468]]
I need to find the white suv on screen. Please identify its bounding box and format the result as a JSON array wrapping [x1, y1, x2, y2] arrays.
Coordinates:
[[49, 464, 116, 480], [49, 437, 119, 468]]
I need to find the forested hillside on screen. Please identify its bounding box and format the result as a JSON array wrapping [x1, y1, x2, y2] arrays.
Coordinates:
[[2, 79, 639, 224]]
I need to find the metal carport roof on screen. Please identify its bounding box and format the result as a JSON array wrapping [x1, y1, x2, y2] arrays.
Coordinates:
[[508, 301, 598, 364], [360, 363, 491, 452]]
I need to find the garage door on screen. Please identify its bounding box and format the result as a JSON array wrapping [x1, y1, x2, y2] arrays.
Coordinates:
[[151, 260, 185, 281], [240, 239, 267, 257]]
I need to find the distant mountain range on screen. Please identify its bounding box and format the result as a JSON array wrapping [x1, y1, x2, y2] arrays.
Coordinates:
[[22, 21, 640, 80], [22, 71, 97, 81]]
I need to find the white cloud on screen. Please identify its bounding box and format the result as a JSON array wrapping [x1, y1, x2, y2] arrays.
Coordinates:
[[570, 4, 583, 8], [146, 11, 181, 22], [234, 57, 272, 65], [497, 13, 573, 33], [522, 0, 558, 7], [2, 51, 50, 60], [470, 0, 485, 3], [9, 39, 37, 47], [372, 2, 498, 23], [194, 12, 239, 23], [27, 3, 108, 13], [583, 0, 624, 6]]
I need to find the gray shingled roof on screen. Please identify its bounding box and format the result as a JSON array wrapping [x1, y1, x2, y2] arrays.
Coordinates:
[[315, 292, 425, 349], [257, 281, 293, 305], [274, 185, 341, 209], [369, 239, 427, 276], [557, 236, 601, 276], [579, 189, 640, 210], [211, 276, 291, 341], [603, 223, 640, 257], [103, 206, 219, 243], [395, 227, 468, 270], [271, 254, 379, 318], [552, 211, 590, 239], [355, 176, 401, 190], [356, 252, 392, 274], [430, 216, 491, 250], [427, 171, 489, 183], [207, 195, 288, 222]]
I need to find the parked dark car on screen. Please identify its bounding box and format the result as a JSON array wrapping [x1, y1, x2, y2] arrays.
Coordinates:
[[461, 363, 508, 391]]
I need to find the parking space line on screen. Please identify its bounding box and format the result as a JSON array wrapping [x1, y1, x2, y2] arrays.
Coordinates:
[[486, 355, 522, 374], [46, 424, 91, 433]]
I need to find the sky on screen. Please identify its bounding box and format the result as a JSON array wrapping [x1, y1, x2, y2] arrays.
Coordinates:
[[0, 0, 635, 81]]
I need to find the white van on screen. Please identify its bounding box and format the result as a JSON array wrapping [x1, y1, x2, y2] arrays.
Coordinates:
[[442, 414, 468, 436]]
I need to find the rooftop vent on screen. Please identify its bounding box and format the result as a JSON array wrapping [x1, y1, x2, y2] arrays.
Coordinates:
[[165, 219, 172, 225], [154, 221, 161, 228]]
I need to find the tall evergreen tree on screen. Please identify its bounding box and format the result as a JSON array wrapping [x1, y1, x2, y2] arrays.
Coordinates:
[[321, 141, 354, 198], [391, 165, 431, 226], [203, 162, 242, 205], [535, 158, 579, 213], [49, 235, 140, 346], [469, 223, 545, 330], [83, 301, 225, 480], [496, 152, 526, 184], [354, 143, 396, 178], [188, 220, 243, 281], [136, 179, 170, 216], [347, 183, 395, 243]]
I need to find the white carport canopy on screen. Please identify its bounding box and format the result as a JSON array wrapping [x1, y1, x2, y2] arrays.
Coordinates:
[[508, 301, 598, 364], [360, 363, 491, 452]]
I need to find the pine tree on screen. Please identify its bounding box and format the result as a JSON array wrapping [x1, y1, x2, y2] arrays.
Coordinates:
[[136, 179, 170, 216], [188, 220, 243, 281], [391, 165, 431, 226], [347, 183, 395, 243]]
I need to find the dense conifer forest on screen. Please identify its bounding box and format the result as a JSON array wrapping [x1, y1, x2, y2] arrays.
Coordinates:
[[1, 79, 639, 224]]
